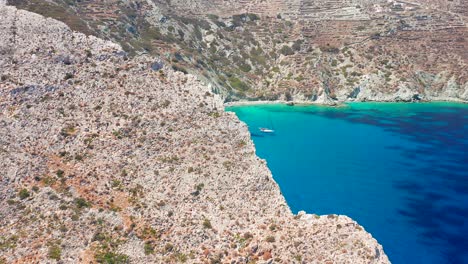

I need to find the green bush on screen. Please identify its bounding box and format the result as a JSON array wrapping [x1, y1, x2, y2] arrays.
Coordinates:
[[172, 65, 188, 74], [64, 73, 74, 80], [60, 125, 76, 137], [144, 242, 154, 255], [228, 77, 249, 91], [0, 235, 18, 250], [95, 252, 129, 264], [18, 189, 30, 200], [203, 218, 212, 229], [321, 46, 340, 53], [292, 40, 303, 51], [164, 243, 174, 253], [48, 244, 62, 260], [238, 63, 252, 72], [207, 14, 219, 21], [56, 170, 64, 178], [175, 253, 188, 262], [280, 45, 294, 56], [74, 198, 91, 209], [247, 13, 260, 21], [191, 183, 204, 196]]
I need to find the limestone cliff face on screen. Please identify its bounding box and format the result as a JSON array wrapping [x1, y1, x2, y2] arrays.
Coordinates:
[[0, 5, 389, 264], [10, 0, 468, 104]]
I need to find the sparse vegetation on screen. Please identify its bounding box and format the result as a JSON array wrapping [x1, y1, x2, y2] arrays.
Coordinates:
[[294, 255, 302, 261], [1, 2, 455, 262], [48, 244, 62, 260], [0, 235, 18, 250], [95, 251, 129, 264], [192, 183, 204, 196], [18, 188, 30, 199], [172, 64, 188, 74], [60, 125, 76, 137], [174, 252, 188, 262], [203, 218, 212, 229], [280, 45, 294, 56], [144, 242, 155, 255], [228, 76, 249, 91], [161, 100, 171, 108], [269, 224, 278, 231], [208, 112, 221, 118], [64, 72, 74, 80], [238, 62, 252, 72], [164, 243, 174, 253], [56, 169, 64, 178], [74, 197, 91, 209]]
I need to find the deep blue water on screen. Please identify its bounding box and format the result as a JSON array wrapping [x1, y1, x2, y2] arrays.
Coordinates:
[[227, 102, 468, 264]]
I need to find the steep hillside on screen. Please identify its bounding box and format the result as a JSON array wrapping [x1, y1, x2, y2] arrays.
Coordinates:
[[10, 0, 468, 103], [0, 5, 389, 263]]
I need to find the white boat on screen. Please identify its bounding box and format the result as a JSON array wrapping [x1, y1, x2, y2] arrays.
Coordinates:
[[259, 127, 274, 133]]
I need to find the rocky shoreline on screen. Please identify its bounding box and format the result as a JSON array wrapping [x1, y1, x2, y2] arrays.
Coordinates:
[[225, 98, 468, 107], [224, 100, 320, 107], [0, 5, 389, 263]]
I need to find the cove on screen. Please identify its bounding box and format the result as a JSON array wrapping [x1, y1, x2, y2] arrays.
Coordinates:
[[226, 102, 468, 264]]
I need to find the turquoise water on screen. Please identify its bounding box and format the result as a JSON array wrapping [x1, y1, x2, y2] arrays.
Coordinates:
[[227, 102, 468, 264]]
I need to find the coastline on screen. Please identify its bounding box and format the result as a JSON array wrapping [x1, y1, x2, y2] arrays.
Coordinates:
[[224, 100, 337, 107], [0, 5, 390, 263], [230, 103, 468, 263], [224, 98, 468, 107]]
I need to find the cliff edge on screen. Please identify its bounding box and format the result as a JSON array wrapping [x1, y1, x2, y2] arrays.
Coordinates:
[[0, 5, 389, 263]]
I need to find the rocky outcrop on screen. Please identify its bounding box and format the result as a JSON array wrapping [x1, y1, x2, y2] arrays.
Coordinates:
[[0, 5, 389, 263], [10, 0, 467, 105]]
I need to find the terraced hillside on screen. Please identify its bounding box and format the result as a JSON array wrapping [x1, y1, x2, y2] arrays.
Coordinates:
[[10, 0, 467, 103]]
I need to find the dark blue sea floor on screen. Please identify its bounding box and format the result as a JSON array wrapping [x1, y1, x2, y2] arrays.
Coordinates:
[[227, 102, 468, 264]]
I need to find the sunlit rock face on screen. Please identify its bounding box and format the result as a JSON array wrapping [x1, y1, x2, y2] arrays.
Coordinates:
[[0, 5, 389, 263], [10, 0, 467, 104]]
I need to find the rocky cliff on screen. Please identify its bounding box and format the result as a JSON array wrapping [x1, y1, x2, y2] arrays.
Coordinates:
[[0, 5, 390, 264], [9, 0, 468, 104]]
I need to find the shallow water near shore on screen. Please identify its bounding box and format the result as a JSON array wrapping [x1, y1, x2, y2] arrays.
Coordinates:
[[227, 102, 468, 264]]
